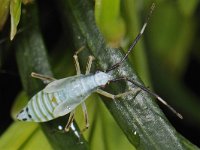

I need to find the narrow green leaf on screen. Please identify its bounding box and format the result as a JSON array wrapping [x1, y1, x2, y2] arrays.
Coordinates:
[[0, 0, 10, 30], [10, 0, 22, 40], [178, 0, 199, 17], [95, 0, 125, 46], [0, 122, 38, 149], [147, 53, 200, 125], [147, 2, 195, 77], [0, 122, 53, 150], [122, 0, 151, 86], [97, 99, 136, 150], [20, 127, 53, 150]]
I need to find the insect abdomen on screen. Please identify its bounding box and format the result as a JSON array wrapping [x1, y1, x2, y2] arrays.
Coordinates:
[[26, 91, 60, 122]]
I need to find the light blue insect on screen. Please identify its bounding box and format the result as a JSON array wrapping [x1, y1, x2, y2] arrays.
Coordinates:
[[16, 3, 182, 132]]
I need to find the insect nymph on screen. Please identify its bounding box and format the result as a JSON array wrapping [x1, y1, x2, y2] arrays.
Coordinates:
[[16, 4, 182, 132]]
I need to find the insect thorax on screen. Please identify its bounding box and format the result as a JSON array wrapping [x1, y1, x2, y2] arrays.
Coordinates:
[[94, 71, 113, 86]]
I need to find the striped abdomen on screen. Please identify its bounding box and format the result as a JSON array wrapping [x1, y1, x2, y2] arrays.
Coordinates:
[[16, 90, 63, 122], [16, 72, 113, 122]]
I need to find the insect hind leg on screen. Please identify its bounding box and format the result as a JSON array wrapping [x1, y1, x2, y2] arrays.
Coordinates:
[[81, 102, 89, 133], [64, 110, 75, 132], [64, 102, 90, 133]]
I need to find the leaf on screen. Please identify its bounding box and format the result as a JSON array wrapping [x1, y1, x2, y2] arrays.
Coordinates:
[[146, 2, 195, 77], [178, 0, 199, 17], [0, 122, 53, 150], [0, 0, 10, 30], [95, 0, 125, 46], [121, 0, 151, 86], [10, 0, 22, 40]]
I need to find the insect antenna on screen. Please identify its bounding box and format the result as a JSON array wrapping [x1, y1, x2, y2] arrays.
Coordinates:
[[110, 77, 183, 119], [106, 3, 155, 73]]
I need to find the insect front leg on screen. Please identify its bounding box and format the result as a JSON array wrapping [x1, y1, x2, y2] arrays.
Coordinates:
[[31, 72, 56, 84], [73, 46, 85, 75], [96, 88, 141, 99], [81, 102, 89, 132], [65, 110, 75, 132]]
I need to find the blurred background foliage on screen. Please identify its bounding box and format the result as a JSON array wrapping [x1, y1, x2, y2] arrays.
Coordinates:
[[0, 0, 200, 149]]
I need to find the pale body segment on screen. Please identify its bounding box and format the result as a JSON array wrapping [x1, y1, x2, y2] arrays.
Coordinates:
[[17, 3, 182, 132], [17, 72, 114, 122]]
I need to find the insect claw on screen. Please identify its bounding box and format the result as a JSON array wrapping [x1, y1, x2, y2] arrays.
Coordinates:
[[65, 128, 70, 132], [177, 113, 183, 120]]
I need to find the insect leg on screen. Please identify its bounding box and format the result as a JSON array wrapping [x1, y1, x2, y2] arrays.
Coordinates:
[[73, 46, 85, 75], [85, 55, 95, 74], [64, 110, 75, 132], [31, 72, 56, 84], [81, 102, 89, 132], [96, 88, 141, 99]]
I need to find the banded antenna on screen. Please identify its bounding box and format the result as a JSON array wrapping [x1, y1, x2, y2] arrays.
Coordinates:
[[106, 3, 155, 72], [105, 3, 183, 119]]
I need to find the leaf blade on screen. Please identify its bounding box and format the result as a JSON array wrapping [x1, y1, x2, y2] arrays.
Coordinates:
[[10, 0, 22, 40], [0, 0, 10, 30]]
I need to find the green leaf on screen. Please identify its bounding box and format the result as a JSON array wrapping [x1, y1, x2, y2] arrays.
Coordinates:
[[21, 126, 53, 150], [147, 52, 200, 126], [147, 2, 195, 77], [121, 0, 151, 86], [0, 0, 10, 30], [95, 0, 125, 46], [94, 99, 136, 150], [178, 0, 199, 17], [0, 122, 53, 150], [10, 0, 22, 40], [57, 0, 199, 149]]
